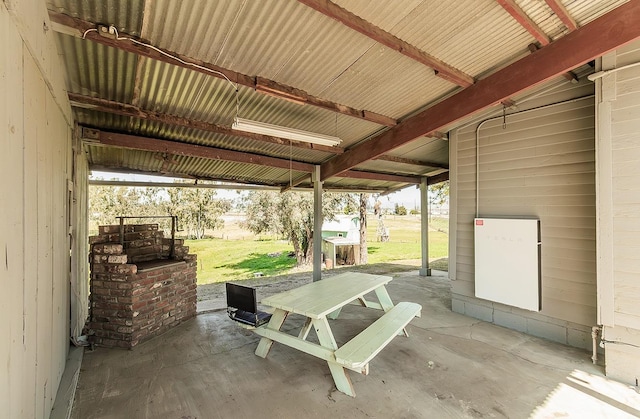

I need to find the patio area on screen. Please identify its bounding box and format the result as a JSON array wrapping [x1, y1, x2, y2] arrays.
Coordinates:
[[70, 271, 640, 418]]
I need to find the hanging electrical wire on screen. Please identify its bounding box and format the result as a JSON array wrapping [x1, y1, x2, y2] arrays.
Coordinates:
[[85, 25, 240, 117]]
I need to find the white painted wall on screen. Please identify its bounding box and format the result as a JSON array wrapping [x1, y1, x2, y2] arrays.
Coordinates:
[[596, 39, 640, 386], [1, 1, 87, 417], [450, 79, 598, 350]]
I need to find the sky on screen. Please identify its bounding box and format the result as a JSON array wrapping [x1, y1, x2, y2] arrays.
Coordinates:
[[90, 171, 424, 210]]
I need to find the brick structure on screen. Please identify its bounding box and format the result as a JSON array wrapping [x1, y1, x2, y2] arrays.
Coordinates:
[[88, 224, 197, 348]]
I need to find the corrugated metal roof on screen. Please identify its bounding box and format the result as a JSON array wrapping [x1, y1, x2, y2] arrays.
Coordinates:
[[86, 145, 308, 186], [516, 0, 567, 41], [48, 0, 631, 191], [568, 0, 629, 26], [58, 34, 137, 102], [76, 109, 335, 164], [47, 0, 144, 35]]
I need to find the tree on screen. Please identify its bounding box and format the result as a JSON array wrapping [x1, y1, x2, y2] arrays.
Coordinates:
[[429, 181, 450, 207], [428, 180, 450, 220], [89, 182, 231, 239], [359, 193, 368, 264], [394, 203, 407, 216], [163, 186, 232, 239], [89, 185, 149, 230], [242, 191, 347, 266]]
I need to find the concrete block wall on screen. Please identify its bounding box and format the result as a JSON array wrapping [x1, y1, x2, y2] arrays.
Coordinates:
[[88, 225, 197, 349], [452, 293, 595, 352]]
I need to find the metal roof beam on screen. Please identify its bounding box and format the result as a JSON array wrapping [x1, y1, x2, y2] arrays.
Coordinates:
[[48, 11, 397, 127], [497, 0, 550, 46], [544, 0, 578, 31], [321, 0, 640, 180], [69, 93, 343, 154], [297, 0, 474, 87]]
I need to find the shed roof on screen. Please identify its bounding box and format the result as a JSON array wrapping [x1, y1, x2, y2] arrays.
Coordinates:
[[47, 0, 637, 192]]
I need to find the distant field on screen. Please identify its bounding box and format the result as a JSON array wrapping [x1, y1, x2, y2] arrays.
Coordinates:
[[186, 214, 449, 284]]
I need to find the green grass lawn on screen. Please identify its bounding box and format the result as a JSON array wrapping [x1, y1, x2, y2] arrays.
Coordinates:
[[187, 215, 449, 284], [186, 238, 296, 284], [366, 230, 448, 263]]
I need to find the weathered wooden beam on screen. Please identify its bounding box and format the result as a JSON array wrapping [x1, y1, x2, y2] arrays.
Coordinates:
[[337, 170, 420, 184], [69, 93, 343, 154], [70, 93, 446, 168], [49, 11, 397, 127], [545, 0, 578, 31], [296, 0, 474, 87], [497, 0, 550, 46], [88, 165, 281, 188], [375, 155, 448, 170], [84, 128, 417, 186], [83, 128, 316, 172], [426, 171, 450, 185], [527, 43, 578, 83], [321, 1, 640, 180]]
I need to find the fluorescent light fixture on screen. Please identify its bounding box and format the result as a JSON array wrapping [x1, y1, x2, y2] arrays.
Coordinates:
[[232, 118, 341, 147]]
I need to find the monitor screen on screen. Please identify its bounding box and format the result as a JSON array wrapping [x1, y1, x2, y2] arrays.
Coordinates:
[[226, 282, 257, 313]]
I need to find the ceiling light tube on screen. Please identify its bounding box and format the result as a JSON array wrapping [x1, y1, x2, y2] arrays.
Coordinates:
[[232, 118, 341, 147]]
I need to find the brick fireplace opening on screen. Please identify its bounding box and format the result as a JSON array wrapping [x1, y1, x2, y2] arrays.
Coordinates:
[[88, 222, 197, 348]]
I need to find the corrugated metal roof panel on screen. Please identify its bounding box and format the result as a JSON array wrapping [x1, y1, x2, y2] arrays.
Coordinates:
[[332, 0, 424, 33], [319, 48, 455, 119], [395, 0, 534, 78], [59, 34, 137, 102], [46, 0, 144, 35], [50, 0, 631, 192], [134, 59, 382, 147], [76, 109, 336, 164], [388, 138, 450, 165], [516, 0, 567, 40], [568, 0, 629, 26], [86, 145, 309, 186], [135, 59, 238, 125]]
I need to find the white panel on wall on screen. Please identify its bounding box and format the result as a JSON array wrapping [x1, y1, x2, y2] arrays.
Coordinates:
[[474, 218, 541, 311]]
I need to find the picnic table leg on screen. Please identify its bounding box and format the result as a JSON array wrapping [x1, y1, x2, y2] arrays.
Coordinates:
[[327, 362, 356, 397], [373, 286, 408, 336], [312, 318, 356, 397], [327, 307, 342, 320], [374, 286, 395, 312], [298, 318, 313, 340], [255, 309, 288, 358]]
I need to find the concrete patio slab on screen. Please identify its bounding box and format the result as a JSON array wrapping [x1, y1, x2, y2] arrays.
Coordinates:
[[71, 271, 640, 418]]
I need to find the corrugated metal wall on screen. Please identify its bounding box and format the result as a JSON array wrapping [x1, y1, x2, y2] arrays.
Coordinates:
[[1, 2, 78, 417], [597, 39, 640, 385], [450, 82, 597, 348]]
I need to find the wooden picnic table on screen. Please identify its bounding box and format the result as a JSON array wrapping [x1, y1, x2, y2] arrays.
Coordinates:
[[251, 272, 421, 397]]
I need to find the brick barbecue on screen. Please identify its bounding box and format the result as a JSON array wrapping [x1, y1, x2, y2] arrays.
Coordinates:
[[88, 223, 197, 348]]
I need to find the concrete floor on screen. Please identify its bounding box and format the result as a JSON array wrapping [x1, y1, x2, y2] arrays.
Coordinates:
[[71, 271, 640, 418]]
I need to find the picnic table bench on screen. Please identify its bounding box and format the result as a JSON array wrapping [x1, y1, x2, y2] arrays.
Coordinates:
[[248, 272, 421, 397]]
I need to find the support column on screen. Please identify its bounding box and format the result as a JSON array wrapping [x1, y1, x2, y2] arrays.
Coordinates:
[[313, 166, 323, 281], [420, 177, 431, 277]]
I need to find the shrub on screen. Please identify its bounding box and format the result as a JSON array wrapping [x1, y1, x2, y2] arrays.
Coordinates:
[[394, 204, 407, 216]]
